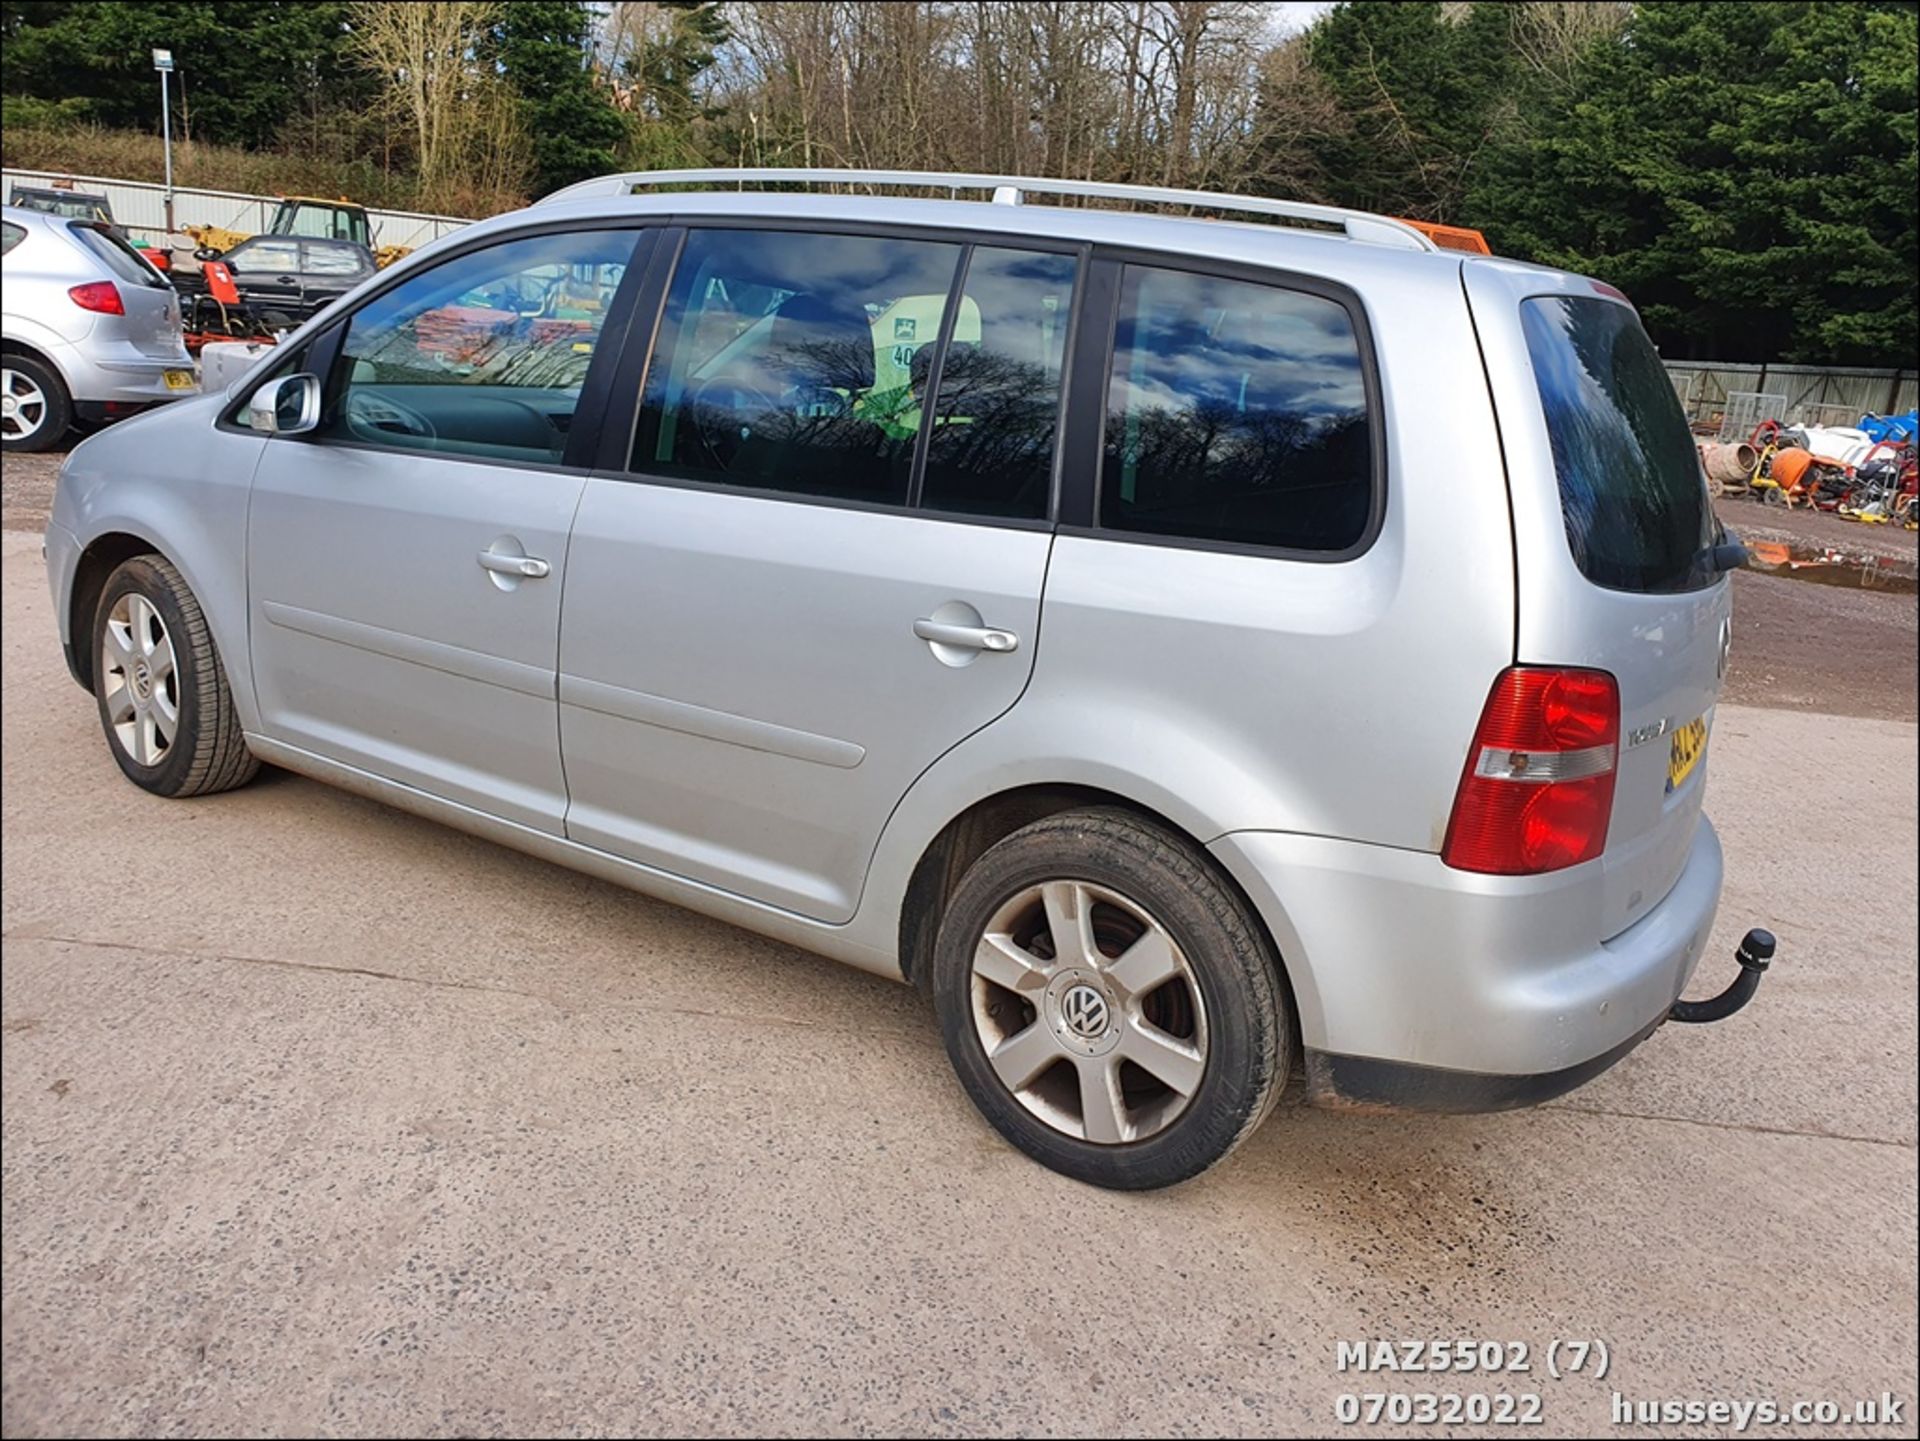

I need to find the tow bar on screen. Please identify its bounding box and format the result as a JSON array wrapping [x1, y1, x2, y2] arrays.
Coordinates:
[[1669, 928, 1776, 1023]]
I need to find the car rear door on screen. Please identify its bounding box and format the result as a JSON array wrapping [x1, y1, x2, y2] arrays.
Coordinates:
[[246, 224, 651, 834], [1466, 261, 1731, 940], [556, 225, 1080, 922], [299, 241, 371, 319]]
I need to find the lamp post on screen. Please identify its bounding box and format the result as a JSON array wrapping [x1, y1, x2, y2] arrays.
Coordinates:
[[152, 48, 175, 234]]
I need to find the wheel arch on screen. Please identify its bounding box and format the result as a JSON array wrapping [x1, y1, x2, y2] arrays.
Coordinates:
[[67, 531, 171, 692], [2, 330, 78, 395], [891, 782, 1304, 1064]]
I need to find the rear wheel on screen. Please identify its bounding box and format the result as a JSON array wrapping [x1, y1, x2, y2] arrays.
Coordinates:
[[1, 354, 71, 453], [92, 555, 259, 798], [932, 808, 1291, 1190]]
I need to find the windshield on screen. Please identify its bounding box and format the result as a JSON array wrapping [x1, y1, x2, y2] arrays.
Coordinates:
[[1521, 295, 1715, 593], [18, 192, 110, 222]]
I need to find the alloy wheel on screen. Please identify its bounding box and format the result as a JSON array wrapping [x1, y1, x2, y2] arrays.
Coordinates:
[[0, 367, 48, 443], [100, 592, 179, 767], [969, 879, 1209, 1145]]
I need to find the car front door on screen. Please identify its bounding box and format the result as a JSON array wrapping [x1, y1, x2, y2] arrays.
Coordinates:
[[246, 225, 650, 834], [558, 226, 1080, 921], [225, 239, 304, 321]]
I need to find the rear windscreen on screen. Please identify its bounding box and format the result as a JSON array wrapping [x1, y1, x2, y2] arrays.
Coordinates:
[[1521, 296, 1714, 593], [68, 222, 167, 288]]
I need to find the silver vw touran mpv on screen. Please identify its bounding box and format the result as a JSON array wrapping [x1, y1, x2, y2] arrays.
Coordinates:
[[46, 170, 1767, 1189]]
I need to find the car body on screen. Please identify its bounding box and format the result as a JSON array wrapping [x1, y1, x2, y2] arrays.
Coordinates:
[[44, 171, 1755, 1188], [2, 204, 196, 451], [8, 186, 172, 270], [172, 235, 377, 329]]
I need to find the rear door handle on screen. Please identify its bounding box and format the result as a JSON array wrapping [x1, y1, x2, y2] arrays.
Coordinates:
[[478, 551, 550, 579], [913, 618, 1018, 653]]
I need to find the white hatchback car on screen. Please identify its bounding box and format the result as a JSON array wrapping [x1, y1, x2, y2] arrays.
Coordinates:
[[2, 204, 197, 452], [45, 170, 1774, 1189]]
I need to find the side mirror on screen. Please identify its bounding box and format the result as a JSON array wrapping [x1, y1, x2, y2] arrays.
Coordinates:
[[248, 373, 320, 435]]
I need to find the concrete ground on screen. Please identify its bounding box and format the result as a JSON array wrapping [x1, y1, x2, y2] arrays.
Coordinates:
[[2, 520, 1915, 1438]]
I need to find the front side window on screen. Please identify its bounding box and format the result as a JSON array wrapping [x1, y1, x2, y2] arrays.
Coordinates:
[[315, 227, 640, 463], [633, 228, 963, 506], [1101, 265, 1374, 553], [228, 240, 301, 276]]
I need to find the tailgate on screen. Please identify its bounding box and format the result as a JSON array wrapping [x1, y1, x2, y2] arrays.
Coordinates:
[[1464, 260, 1728, 939]]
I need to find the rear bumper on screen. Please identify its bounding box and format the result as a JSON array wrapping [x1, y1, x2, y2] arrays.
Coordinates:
[[61, 346, 197, 406], [1209, 815, 1725, 1104]]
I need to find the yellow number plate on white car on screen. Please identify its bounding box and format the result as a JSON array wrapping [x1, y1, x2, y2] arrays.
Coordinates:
[[162, 370, 196, 391], [1667, 715, 1709, 793]]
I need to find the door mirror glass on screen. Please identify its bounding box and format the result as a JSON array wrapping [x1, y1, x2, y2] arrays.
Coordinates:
[[249, 373, 321, 434]]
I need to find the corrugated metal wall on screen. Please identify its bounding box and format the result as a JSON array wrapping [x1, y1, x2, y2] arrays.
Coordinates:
[[1664, 360, 1916, 429], [2, 167, 469, 253]]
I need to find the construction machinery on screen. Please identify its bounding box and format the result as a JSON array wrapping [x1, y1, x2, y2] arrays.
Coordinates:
[[185, 196, 411, 269]]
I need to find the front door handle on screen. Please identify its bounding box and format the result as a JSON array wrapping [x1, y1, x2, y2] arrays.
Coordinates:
[[913, 617, 1019, 653], [478, 551, 550, 579]]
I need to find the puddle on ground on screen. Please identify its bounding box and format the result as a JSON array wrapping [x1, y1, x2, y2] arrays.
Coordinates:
[[1742, 539, 1918, 595]]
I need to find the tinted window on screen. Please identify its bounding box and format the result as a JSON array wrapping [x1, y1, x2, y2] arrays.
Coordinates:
[[918, 247, 1075, 519], [317, 228, 640, 464], [1, 222, 23, 257], [1521, 296, 1714, 592], [1101, 265, 1373, 552], [303, 242, 368, 277], [68, 222, 166, 287], [229, 240, 301, 275], [634, 228, 962, 506]]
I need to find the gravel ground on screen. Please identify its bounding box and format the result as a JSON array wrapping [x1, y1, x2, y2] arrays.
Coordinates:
[[1713, 494, 1917, 566]]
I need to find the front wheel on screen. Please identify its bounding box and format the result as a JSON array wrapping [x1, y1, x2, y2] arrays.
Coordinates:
[[92, 555, 259, 797], [932, 808, 1292, 1190]]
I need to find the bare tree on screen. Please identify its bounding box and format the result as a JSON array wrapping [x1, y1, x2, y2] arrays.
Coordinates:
[[348, 0, 526, 211]]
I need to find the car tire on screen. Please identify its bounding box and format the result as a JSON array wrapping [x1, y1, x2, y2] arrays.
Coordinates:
[[932, 807, 1292, 1190], [1, 353, 72, 453], [92, 554, 259, 798]]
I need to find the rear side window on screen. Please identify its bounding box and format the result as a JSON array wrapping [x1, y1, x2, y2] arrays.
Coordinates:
[[1, 222, 23, 257], [918, 247, 1076, 519], [634, 228, 964, 506], [1521, 295, 1714, 593], [1100, 265, 1374, 553], [303, 242, 367, 277], [68, 222, 165, 287]]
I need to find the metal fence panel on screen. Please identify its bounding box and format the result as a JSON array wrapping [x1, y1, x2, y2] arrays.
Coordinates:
[[2, 167, 469, 252]]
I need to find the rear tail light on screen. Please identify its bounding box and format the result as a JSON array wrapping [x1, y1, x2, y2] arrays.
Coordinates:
[[1442, 666, 1620, 875], [68, 281, 124, 315]]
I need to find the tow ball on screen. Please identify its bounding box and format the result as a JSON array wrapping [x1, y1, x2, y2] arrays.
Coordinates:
[[1669, 928, 1777, 1024]]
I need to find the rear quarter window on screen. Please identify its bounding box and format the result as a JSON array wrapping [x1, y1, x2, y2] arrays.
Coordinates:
[[1521, 295, 1715, 593], [1100, 264, 1375, 554]]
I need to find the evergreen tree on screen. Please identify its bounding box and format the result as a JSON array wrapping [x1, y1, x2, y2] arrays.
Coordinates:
[[1466, 1, 1918, 364], [491, 0, 630, 196]]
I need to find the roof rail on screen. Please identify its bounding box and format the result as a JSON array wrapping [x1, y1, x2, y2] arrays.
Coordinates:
[[537, 167, 1438, 253]]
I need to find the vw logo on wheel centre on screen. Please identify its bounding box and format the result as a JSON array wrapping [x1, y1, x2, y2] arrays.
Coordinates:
[[1061, 984, 1110, 1039]]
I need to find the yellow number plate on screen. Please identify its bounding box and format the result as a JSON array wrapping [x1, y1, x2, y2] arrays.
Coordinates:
[[162, 369, 196, 391], [1667, 715, 1709, 793]]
